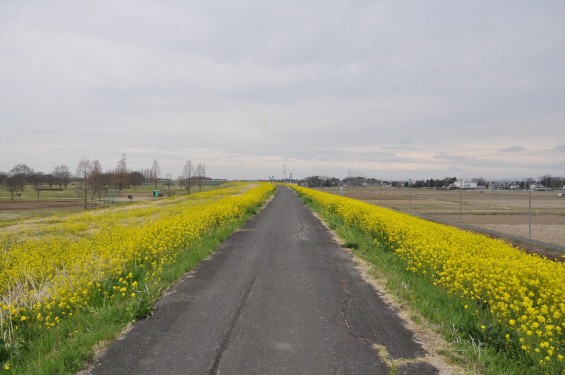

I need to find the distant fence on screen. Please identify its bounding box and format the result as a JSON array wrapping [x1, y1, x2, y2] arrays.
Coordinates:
[[55, 197, 80, 202], [321, 186, 565, 252]]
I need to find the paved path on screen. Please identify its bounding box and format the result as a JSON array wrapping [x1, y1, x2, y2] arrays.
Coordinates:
[[87, 188, 438, 374]]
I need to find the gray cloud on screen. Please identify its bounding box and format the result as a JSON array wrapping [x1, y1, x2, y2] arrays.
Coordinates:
[[499, 146, 528, 153], [551, 144, 565, 153], [1, 0, 564, 180]]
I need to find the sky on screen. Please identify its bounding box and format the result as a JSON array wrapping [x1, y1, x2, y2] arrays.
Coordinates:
[[1, 0, 564, 181]]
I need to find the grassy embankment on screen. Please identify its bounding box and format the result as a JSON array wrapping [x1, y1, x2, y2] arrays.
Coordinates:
[[0, 182, 274, 374], [292, 185, 564, 375]]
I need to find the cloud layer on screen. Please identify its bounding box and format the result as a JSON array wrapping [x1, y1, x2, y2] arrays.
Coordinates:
[[1, 1, 564, 180]]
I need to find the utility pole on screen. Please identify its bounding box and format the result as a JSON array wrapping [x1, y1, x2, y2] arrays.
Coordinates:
[[528, 178, 532, 239], [409, 179, 412, 212], [380, 180, 383, 206], [283, 165, 286, 182], [459, 178, 463, 223]]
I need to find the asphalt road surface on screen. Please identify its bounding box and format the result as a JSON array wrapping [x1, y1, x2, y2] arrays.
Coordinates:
[[86, 188, 439, 375]]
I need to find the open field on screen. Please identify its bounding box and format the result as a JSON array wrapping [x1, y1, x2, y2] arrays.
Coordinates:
[[318, 186, 565, 249], [0, 183, 224, 225]]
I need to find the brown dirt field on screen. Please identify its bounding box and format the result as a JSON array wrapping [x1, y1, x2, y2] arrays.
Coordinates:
[[431, 213, 565, 225], [323, 187, 565, 251], [0, 190, 192, 224], [350, 190, 565, 213], [0, 192, 155, 213], [477, 224, 565, 247], [0, 200, 86, 211]]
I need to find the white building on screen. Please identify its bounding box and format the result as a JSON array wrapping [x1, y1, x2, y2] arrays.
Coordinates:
[[449, 180, 478, 189]]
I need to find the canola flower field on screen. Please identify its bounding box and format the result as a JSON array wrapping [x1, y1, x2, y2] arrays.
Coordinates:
[[292, 186, 564, 373], [0, 182, 274, 371]]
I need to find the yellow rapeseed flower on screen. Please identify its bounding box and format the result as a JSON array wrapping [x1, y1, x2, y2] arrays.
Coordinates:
[[0, 182, 274, 356], [291, 186, 565, 371]]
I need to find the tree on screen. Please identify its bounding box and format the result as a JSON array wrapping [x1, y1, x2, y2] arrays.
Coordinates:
[[142, 168, 152, 182], [99, 172, 113, 198], [9, 164, 34, 192], [116, 153, 128, 190], [304, 176, 323, 188], [150, 159, 161, 190], [29, 171, 45, 200], [195, 163, 205, 191], [0, 172, 7, 197], [164, 173, 174, 191], [45, 173, 55, 189], [539, 175, 562, 189], [5, 175, 19, 199], [53, 165, 72, 189], [88, 160, 103, 201], [302, 175, 339, 188], [179, 159, 194, 194], [76, 159, 92, 210], [471, 177, 487, 187], [129, 171, 145, 190]]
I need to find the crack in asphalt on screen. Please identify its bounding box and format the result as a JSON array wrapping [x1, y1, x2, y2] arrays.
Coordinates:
[[335, 263, 372, 344], [296, 221, 309, 241], [210, 229, 277, 375], [210, 274, 257, 375]]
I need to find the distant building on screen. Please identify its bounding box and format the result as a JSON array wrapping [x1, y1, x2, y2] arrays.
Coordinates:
[[449, 180, 478, 189]]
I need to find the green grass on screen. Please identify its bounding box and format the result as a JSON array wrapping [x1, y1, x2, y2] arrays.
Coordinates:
[[6, 199, 265, 375], [0, 209, 86, 228], [0, 183, 234, 227], [0, 182, 227, 201], [303, 198, 538, 375]]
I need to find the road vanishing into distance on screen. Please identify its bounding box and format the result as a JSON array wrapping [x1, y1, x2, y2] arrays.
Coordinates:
[[86, 188, 440, 375]]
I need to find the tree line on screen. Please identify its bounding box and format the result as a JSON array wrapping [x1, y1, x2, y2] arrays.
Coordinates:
[[299, 176, 460, 188], [0, 155, 208, 204], [298, 175, 564, 189]]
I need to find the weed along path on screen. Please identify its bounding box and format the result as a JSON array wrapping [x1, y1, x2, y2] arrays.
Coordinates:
[[85, 188, 439, 375]]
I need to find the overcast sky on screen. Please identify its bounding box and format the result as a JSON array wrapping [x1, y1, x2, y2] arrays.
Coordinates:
[[1, 0, 564, 181]]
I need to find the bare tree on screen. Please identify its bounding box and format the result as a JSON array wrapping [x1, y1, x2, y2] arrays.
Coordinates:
[[164, 173, 174, 191], [116, 153, 128, 190], [29, 171, 45, 200], [53, 165, 64, 189], [179, 159, 194, 194], [129, 171, 145, 190], [150, 159, 161, 190], [88, 160, 104, 201], [5, 175, 19, 199], [76, 158, 92, 209], [53, 165, 72, 189], [195, 163, 205, 192], [9, 164, 34, 192], [0, 172, 7, 196], [46, 173, 55, 189], [142, 168, 151, 182], [99, 171, 113, 197]]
